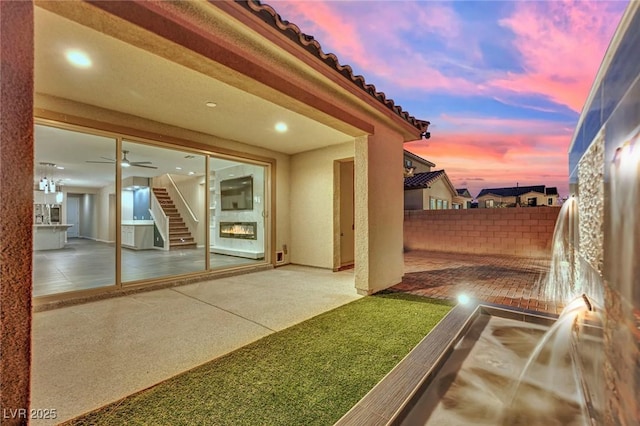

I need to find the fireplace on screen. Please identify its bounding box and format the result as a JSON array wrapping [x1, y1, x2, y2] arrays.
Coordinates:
[[220, 222, 257, 240]]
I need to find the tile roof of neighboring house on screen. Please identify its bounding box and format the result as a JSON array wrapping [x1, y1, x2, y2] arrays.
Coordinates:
[[456, 188, 472, 198], [477, 185, 558, 198], [241, 1, 429, 132], [404, 150, 436, 167], [404, 170, 446, 189]]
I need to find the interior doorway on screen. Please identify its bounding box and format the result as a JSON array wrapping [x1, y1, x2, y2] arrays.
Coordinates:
[[339, 160, 355, 267], [67, 194, 80, 238]]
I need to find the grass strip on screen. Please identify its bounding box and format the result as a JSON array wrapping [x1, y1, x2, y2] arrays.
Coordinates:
[[68, 293, 452, 426]]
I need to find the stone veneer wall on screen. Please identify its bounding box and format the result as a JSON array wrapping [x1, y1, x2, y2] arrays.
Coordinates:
[[403, 207, 560, 258], [603, 128, 640, 425], [578, 133, 605, 274]]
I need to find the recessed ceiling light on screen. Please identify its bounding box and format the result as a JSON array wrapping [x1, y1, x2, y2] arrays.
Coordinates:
[[176, 167, 182, 170], [205, 101, 217, 108], [65, 49, 92, 68], [56, 166, 65, 170], [275, 122, 288, 133], [188, 171, 195, 175]]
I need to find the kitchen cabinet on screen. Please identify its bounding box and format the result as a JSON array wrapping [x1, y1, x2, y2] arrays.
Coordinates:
[[121, 221, 154, 250]]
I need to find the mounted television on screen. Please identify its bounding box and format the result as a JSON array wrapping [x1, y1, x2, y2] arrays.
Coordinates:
[[220, 176, 253, 211]]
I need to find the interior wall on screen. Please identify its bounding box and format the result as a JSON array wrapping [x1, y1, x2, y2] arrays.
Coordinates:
[[98, 185, 114, 242], [213, 163, 266, 257], [80, 193, 97, 238], [290, 141, 354, 268]]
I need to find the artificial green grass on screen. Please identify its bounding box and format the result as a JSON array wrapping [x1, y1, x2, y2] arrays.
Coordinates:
[[68, 293, 452, 426]]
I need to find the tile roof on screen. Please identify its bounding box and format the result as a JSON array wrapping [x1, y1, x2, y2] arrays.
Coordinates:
[[240, 1, 429, 132], [404, 170, 446, 189], [456, 188, 472, 197], [477, 185, 556, 198], [545, 187, 558, 196]]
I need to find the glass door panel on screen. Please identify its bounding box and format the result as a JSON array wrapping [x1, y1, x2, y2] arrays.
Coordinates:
[[209, 156, 266, 269], [121, 141, 206, 283], [33, 124, 116, 297]]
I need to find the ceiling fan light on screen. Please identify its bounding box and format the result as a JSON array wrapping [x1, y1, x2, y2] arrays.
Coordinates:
[[121, 162, 131, 168]]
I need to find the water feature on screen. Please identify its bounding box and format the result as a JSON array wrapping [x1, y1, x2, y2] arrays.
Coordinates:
[[391, 297, 601, 426], [536, 197, 604, 310], [339, 197, 607, 425]]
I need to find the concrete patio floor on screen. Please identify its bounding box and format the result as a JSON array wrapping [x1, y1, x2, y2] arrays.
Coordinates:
[[30, 251, 554, 425], [30, 265, 359, 425], [392, 250, 556, 314]]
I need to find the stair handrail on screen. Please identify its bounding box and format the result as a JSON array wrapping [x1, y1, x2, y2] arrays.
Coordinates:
[[149, 193, 169, 250], [166, 174, 199, 223]]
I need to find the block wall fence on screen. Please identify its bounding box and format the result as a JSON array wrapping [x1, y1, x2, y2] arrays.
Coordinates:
[[404, 207, 561, 258]]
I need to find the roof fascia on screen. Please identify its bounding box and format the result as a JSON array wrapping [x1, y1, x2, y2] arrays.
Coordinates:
[[214, 1, 427, 140]]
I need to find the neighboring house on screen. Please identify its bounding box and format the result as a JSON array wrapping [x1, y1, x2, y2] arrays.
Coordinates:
[[477, 185, 559, 208], [453, 188, 473, 209], [403, 149, 435, 176], [404, 170, 458, 210]]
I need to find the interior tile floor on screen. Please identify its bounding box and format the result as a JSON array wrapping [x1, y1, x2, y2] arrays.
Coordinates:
[[33, 238, 262, 297], [31, 265, 359, 425]]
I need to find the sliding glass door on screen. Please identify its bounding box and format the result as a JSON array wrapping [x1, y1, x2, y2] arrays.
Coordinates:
[[120, 140, 206, 283], [33, 123, 270, 299]]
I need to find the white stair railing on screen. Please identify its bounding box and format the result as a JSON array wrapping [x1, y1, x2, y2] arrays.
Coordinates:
[[149, 193, 169, 251]]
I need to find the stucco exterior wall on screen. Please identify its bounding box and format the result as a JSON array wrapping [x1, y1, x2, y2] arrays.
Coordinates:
[[404, 189, 424, 210], [290, 142, 354, 268], [356, 129, 405, 294], [0, 1, 34, 420], [403, 153, 432, 173], [423, 178, 454, 209], [478, 192, 557, 208], [404, 208, 560, 258]]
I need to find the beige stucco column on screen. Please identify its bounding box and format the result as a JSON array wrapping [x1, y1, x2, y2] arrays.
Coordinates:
[[0, 1, 34, 422], [354, 130, 405, 295]]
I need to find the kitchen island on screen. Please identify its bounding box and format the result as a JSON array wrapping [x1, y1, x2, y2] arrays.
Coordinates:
[[33, 224, 73, 250], [121, 220, 155, 250]]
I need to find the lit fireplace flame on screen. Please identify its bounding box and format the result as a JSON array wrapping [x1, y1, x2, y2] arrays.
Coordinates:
[[222, 224, 255, 235]]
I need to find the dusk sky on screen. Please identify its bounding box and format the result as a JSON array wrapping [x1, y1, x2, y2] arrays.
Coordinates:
[[268, 0, 629, 199]]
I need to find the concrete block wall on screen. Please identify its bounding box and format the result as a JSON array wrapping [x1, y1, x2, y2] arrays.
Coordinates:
[[404, 207, 560, 258]]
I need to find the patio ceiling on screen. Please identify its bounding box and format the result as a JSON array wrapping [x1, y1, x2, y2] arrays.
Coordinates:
[[34, 5, 354, 158]]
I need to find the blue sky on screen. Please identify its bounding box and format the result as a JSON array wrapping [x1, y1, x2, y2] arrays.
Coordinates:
[[268, 0, 629, 198]]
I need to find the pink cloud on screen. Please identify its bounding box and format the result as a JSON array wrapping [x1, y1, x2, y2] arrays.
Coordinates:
[[268, 1, 483, 93], [405, 116, 573, 198], [491, 1, 624, 112]]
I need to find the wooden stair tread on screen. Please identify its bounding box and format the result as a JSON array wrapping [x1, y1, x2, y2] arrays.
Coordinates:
[[154, 187, 198, 249]]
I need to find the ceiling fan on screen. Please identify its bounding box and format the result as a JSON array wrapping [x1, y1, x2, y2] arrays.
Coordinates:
[[86, 150, 157, 169]]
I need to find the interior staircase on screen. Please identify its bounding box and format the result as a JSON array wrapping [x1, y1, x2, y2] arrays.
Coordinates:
[[152, 187, 197, 249]]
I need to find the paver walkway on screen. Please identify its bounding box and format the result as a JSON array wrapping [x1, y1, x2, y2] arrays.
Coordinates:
[[392, 250, 561, 314]]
